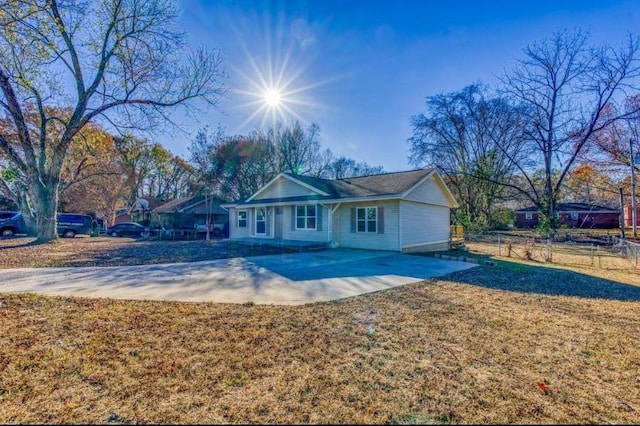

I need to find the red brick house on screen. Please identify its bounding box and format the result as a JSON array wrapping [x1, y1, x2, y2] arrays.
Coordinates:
[[515, 203, 619, 229]]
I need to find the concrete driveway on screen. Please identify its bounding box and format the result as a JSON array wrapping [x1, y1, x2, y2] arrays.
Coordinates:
[[0, 249, 476, 305]]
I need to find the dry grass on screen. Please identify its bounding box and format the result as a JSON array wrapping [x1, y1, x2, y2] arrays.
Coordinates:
[[0, 237, 295, 268], [463, 240, 640, 287], [1, 238, 640, 424]]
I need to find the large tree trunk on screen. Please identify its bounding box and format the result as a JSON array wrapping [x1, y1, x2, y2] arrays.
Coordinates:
[[16, 195, 35, 236], [31, 178, 60, 242]]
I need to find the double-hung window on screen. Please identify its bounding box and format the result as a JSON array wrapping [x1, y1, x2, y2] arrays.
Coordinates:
[[237, 210, 248, 228], [356, 207, 377, 233], [295, 205, 317, 230]]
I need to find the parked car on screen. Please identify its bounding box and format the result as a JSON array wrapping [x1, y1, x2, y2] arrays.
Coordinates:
[[0, 211, 26, 237], [107, 222, 148, 238], [57, 213, 95, 238]]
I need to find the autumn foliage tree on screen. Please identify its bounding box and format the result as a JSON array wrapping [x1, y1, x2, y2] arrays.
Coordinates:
[[189, 122, 385, 203], [58, 126, 128, 224], [0, 0, 226, 241], [1, 106, 122, 230]]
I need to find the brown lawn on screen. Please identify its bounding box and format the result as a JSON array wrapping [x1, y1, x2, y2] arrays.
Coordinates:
[[0, 237, 295, 268], [1, 237, 640, 424]]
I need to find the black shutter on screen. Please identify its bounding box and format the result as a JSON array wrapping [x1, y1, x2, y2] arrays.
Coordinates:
[[265, 208, 271, 236], [377, 206, 384, 234]]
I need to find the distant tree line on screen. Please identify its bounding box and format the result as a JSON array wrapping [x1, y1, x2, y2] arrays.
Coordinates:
[[408, 29, 640, 235], [188, 121, 384, 202], [0, 118, 383, 229]]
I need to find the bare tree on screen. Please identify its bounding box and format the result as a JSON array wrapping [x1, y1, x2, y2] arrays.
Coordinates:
[[0, 0, 226, 241], [408, 83, 529, 231], [324, 156, 384, 179], [263, 121, 333, 177], [500, 29, 640, 233]]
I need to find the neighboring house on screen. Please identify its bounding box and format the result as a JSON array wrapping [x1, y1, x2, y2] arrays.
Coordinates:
[[515, 203, 619, 229], [114, 197, 166, 226], [222, 168, 459, 252], [113, 208, 131, 225], [152, 195, 229, 235], [623, 204, 640, 228]]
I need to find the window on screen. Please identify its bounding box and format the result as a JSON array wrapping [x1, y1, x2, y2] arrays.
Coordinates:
[[295, 205, 317, 230], [237, 210, 247, 228], [525, 212, 532, 220], [255, 208, 266, 234], [356, 207, 377, 233], [0, 212, 17, 220]]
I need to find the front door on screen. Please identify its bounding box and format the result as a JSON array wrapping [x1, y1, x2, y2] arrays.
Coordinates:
[[274, 206, 283, 239], [255, 208, 266, 235]]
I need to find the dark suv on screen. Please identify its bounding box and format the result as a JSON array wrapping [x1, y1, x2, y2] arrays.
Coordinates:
[[0, 211, 26, 237]]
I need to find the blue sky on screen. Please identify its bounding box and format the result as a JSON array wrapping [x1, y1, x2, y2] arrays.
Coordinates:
[[159, 0, 640, 172]]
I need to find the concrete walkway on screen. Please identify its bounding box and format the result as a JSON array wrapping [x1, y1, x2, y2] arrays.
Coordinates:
[[0, 249, 476, 305]]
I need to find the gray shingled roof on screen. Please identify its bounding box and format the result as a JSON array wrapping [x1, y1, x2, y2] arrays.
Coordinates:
[[154, 197, 192, 213], [288, 168, 436, 198], [154, 195, 228, 213], [231, 168, 437, 205]]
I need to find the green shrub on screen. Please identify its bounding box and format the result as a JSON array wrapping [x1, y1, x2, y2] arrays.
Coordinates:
[[489, 208, 515, 230]]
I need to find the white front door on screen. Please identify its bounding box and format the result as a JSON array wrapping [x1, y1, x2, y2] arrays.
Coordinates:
[[274, 207, 283, 239]]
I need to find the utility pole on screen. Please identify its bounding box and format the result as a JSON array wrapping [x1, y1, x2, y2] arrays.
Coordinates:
[[620, 188, 626, 239], [630, 139, 638, 238]]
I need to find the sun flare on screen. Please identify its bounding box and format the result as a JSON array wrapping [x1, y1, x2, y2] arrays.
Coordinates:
[[264, 89, 282, 107], [227, 12, 342, 130]]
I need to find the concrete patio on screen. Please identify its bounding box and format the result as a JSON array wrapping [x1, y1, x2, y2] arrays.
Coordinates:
[[0, 249, 477, 305]]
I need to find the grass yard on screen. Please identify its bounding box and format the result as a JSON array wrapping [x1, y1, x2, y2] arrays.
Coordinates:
[[1, 238, 640, 424], [0, 237, 295, 268]]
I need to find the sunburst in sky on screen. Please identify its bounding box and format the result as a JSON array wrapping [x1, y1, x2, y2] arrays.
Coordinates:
[[232, 54, 319, 130], [224, 10, 336, 131]]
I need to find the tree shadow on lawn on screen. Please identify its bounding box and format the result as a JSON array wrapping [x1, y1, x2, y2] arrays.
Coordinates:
[[445, 258, 640, 302]]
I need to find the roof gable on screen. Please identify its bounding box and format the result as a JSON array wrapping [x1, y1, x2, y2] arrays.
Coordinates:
[[403, 170, 459, 208], [247, 173, 330, 202]]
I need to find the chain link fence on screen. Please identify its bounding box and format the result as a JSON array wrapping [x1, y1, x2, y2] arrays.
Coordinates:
[[612, 237, 640, 268], [459, 232, 638, 269]]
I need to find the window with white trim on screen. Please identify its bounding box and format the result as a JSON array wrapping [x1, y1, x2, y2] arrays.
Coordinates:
[[255, 208, 266, 234], [356, 207, 377, 233], [237, 210, 248, 228], [296, 205, 317, 230], [525, 212, 532, 220]]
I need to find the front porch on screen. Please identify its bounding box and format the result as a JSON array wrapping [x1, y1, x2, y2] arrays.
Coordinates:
[[229, 238, 329, 252]]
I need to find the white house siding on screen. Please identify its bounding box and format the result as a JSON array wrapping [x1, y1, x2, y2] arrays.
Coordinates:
[[229, 207, 275, 239], [281, 204, 330, 242], [229, 208, 251, 239], [254, 177, 320, 200], [333, 200, 400, 251], [400, 200, 450, 252], [404, 175, 451, 207]]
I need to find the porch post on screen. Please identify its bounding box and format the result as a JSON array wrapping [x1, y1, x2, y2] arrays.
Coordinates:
[[328, 203, 341, 248]]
